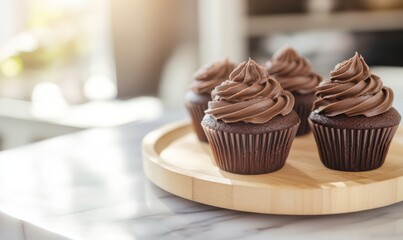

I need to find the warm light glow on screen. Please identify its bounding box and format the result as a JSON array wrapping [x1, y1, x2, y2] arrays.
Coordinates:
[[31, 82, 68, 117], [48, 0, 88, 8], [16, 32, 39, 52], [84, 74, 117, 100], [0, 57, 23, 77]]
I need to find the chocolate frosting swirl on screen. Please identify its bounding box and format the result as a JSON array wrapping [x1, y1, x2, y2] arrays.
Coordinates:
[[313, 52, 394, 117], [266, 47, 322, 94], [191, 59, 235, 94], [205, 58, 294, 124]]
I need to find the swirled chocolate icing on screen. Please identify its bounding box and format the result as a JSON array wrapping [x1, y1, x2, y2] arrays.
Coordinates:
[[191, 59, 235, 94], [313, 52, 394, 117], [205, 58, 294, 123], [266, 47, 322, 94]]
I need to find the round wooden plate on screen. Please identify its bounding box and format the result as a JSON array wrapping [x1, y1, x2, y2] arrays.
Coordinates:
[[142, 121, 403, 215]]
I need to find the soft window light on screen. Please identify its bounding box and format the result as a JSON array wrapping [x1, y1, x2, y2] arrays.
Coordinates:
[[0, 57, 23, 77], [84, 74, 117, 100], [31, 82, 68, 117]]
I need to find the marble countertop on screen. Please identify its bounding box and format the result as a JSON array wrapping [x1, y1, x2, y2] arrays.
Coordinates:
[[0, 67, 402, 240], [0, 107, 401, 240]]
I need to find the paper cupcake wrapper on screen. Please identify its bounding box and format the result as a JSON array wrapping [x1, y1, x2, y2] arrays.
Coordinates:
[[185, 102, 209, 142], [309, 120, 399, 171], [293, 101, 312, 136], [202, 123, 299, 174]]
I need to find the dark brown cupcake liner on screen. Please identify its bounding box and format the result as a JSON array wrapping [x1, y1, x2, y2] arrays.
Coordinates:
[[185, 102, 209, 142], [202, 123, 299, 174], [309, 120, 399, 171], [293, 101, 312, 136]]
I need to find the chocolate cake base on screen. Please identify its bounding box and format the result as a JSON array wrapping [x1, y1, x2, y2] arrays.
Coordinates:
[[185, 91, 211, 142], [293, 92, 315, 136], [202, 111, 300, 174], [309, 108, 401, 171]]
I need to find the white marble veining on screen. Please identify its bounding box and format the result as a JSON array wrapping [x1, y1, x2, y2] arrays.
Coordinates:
[[0, 108, 402, 240], [0, 211, 70, 240]]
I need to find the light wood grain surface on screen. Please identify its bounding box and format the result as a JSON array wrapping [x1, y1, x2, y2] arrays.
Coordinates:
[[143, 121, 403, 215]]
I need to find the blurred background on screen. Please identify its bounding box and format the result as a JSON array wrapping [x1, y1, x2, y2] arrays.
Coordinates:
[[0, 0, 402, 149]]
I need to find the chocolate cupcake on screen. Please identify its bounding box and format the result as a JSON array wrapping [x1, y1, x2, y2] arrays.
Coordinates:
[[202, 58, 300, 174], [266, 47, 322, 136], [185, 59, 235, 142], [309, 52, 401, 171]]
